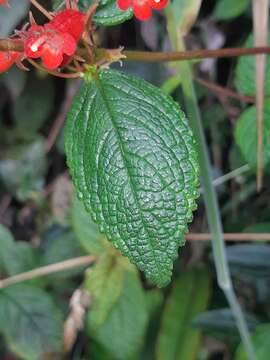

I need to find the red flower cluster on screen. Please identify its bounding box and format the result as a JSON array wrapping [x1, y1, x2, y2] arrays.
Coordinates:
[[0, 9, 85, 73], [117, 0, 168, 21]]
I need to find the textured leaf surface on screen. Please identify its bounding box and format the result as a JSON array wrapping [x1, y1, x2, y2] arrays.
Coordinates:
[[65, 69, 199, 286], [52, 0, 132, 26], [235, 34, 270, 96], [87, 271, 148, 359], [234, 103, 270, 169], [235, 324, 270, 360], [0, 284, 63, 360], [156, 267, 210, 360]]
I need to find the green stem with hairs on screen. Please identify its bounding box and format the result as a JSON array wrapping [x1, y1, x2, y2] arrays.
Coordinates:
[[165, 9, 256, 360]]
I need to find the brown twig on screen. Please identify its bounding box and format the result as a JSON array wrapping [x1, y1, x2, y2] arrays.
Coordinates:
[[45, 80, 81, 153], [27, 59, 82, 78], [196, 77, 255, 104], [122, 47, 270, 62], [30, 0, 53, 20], [186, 233, 270, 241], [0, 256, 96, 289]]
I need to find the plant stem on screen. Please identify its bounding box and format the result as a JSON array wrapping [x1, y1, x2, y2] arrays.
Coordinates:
[[166, 12, 256, 360], [0, 256, 96, 289]]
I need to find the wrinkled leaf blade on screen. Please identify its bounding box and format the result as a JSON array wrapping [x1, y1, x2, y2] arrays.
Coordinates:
[[65, 69, 199, 286]]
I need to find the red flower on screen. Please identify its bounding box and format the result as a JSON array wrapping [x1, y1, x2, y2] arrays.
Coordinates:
[[117, 0, 168, 20], [50, 9, 86, 41], [24, 24, 76, 70], [0, 0, 8, 6], [0, 50, 19, 73]]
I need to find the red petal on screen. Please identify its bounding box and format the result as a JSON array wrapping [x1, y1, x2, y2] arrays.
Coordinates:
[[49, 9, 86, 41], [117, 0, 132, 11], [0, 50, 19, 73], [133, 1, 152, 20], [148, 0, 168, 10], [41, 48, 63, 69], [61, 33, 76, 56]]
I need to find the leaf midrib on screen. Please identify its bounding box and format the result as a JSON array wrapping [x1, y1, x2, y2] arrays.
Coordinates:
[[94, 73, 163, 278]]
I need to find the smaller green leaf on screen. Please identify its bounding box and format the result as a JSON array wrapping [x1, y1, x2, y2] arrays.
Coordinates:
[[0, 284, 63, 360], [71, 196, 104, 255], [156, 267, 210, 360], [226, 244, 270, 279], [87, 270, 148, 359], [0, 137, 47, 200], [235, 34, 270, 96], [13, 77, 55, 137], [193, 309, 259, 346], [169, 0, 202, 36], [41, 226, 85, 280], [78, 0, 133, 26], [213, 0, 250, 20], [85, 254, 125, 329], [235, 324, 270, 360], [0, 224, 37, 276], [235, 104, 270, 169]]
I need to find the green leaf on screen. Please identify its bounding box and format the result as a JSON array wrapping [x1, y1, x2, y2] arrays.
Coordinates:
[[87, 270, 148, 359], [53, 0, 133, 26], [41, 227, 85, 280], [0, 0, 29, 37], [213, 0, 250, 20], [0, 137, 47, 200], [0, 224, 37, 276], [0, 284, 63, 360], [234, 103, 270, 169], [235, 324, 270, 360], [85, 254, 125, 329], [193, 309, 259, 346], [156, 267, 210, 360], [71, 195, 104, 255], [169, 0, 202, 36], [13, 77, 55, 137], [226, 244, 270, 279], [235, 34, 270, 96], [65, 69, 199, 287]]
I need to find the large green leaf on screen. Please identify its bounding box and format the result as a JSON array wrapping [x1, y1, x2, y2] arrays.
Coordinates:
[[0, 284, 63, 360], [65, 69, 199, 286], [235, 324, 270, 360], [234, 103, 270, 169], [156, 267, 210, 360], [87, 270, 148, 359]]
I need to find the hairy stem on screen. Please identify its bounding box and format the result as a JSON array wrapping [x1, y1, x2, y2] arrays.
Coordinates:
[[165, 11, 256, 360]]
